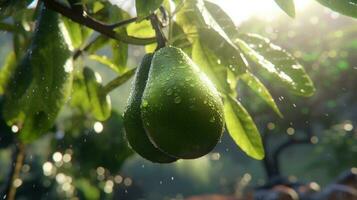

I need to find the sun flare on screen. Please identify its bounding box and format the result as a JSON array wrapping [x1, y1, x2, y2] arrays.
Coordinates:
[[214, 0, 312, 24], [110, 0, 312, 25]]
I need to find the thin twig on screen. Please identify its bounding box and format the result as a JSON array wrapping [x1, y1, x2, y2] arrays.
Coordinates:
[[1, 142, 26, 200], [42, 0, 155, 45], [108, 17, 138, 29], [73, 35, 105, 60], [103, 68, 136, 94]]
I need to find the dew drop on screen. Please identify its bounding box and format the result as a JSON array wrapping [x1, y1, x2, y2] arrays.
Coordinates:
[[174, 97, 181, 104], [166, 88, 173, 95]]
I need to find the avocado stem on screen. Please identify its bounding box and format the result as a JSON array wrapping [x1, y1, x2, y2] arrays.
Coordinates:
[[150, 14, 167, 50]]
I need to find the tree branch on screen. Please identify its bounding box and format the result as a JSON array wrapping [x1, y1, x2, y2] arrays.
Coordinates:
[[273, 138, 311, 160], [0, 22, 16, 32], [42, 0, 155, 45], [273, 125, 313, 161], [261, 124, 314, 180], [108, 17, 138, 29]]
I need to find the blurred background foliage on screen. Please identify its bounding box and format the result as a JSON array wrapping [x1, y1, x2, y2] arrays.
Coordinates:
[[0, 1, 356, 200]]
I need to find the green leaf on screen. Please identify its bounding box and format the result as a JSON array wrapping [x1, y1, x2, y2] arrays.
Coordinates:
[[111, 40, 128, 72], [92, 1, 105, 13], [0, 52, 17, 95], [92, 1, 131, 23], [203, 1, 237, 37], [145, 43, 157, 53], [0, 0, 32, 19], [75, 179, 100, 200], [170, 22, 192, 55], [88, 54, 123, 74], [85, 36, 110, 54], [227, 70, 238, 97], [176, 0, 247, 75], [274, 0, 296, 18], [70, 72, 91, 112], [162, 0, 173, 12], [240, 72, 283, 118], [192, 39, 231, 94], [62, 17, 92, 49], [127, 20, 155, 38], [316, 0, 357, 18], [83, 67, 111, 121], [224, 95, 264, 160], [135, 0, 164, 18], [236, 33, 315, 96]]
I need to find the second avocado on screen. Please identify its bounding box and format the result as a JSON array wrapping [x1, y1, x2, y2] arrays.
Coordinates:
[[125, 46, 224, 161]]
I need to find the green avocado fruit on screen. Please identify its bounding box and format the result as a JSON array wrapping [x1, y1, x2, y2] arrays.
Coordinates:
[[141, 46, 225, 159], [124, 54, 177, 163], [3, 4, 73, 143]]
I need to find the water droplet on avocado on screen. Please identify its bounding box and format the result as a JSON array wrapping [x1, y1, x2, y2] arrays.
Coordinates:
[[174, 97, 182, 104], [166, 88, 173, 95], [209, 116, 216, 123]]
